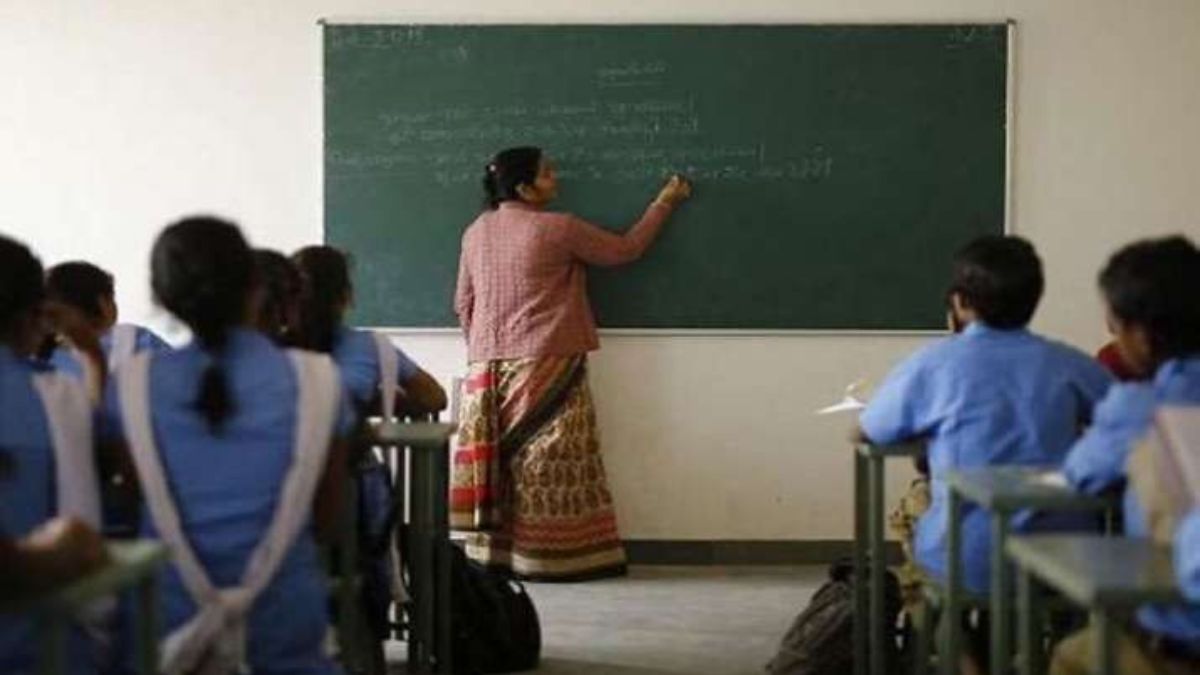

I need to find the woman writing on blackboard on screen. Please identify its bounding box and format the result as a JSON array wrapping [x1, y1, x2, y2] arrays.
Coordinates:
[[452, 146, 691, 580]]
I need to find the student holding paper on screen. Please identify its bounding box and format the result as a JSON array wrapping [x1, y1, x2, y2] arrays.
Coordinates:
[[855, 235, 1110, 669], [1054, 236, 1200, 674]]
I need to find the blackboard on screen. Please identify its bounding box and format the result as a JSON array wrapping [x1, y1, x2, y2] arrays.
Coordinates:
[[324, 24, 1008, 330]]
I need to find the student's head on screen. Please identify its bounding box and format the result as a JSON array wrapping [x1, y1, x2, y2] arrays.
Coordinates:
[[1099, 235, 1200, 376], [0, 234, 47, 356], [251, 249, 302, 346], [151, 216, 253, 431], [45, 261, 117, 331], [292, 245, 352, 354], [946, 235, 1044, 330], [482, 146, 556, 209]]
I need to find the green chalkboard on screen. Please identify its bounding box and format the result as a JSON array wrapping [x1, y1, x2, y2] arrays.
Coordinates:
[[324, 24, 1008, 329]]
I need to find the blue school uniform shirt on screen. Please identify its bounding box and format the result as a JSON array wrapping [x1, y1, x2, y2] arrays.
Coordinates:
[[859, 322, 1111, 593], [332, 326, 419, 408], [1063, 357, 1200, 644], [0, 346, 95, 675], [99, 329, 353, 675], [48, 324, 169, 380], [1179, 509, 1200, 602], [100, 324, 170, 358]]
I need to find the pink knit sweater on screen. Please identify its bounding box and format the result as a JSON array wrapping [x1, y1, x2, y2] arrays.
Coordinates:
[[454, 200, 672, 361]]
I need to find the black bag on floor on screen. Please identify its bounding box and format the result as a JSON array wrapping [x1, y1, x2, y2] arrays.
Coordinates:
[[448, 545, 541, 674], [765, 559, 902, 675]]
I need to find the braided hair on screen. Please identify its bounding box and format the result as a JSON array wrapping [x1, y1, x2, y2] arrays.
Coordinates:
[[151, 216, 253, 431]]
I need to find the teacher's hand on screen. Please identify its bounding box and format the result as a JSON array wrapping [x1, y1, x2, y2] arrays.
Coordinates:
[[655, 174, 692, 207]]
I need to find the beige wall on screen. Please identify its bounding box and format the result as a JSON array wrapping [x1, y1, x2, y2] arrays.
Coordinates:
[[3, 0, 1199, 539]]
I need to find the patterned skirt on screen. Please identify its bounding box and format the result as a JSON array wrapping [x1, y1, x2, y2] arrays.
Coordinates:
[[450, 354, 627, 581]]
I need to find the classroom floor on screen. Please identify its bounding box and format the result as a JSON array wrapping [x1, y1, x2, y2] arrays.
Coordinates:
[[386, 565, 824, 674]]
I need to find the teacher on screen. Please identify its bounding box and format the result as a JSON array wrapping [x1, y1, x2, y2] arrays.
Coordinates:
[[451, 146, 691, 581]]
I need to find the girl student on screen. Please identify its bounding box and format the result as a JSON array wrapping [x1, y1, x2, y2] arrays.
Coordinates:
[[101, 217, 354, 674]]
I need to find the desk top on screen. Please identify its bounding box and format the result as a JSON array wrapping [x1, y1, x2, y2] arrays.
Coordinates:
[[1007, 535, 1184, 607], [1, 540, 168, 614], [945, 466, 1113, 512], [856, 442, 925, 459], [371, 421, 457, 448]]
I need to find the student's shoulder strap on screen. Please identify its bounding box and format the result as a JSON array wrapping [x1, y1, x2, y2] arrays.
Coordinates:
[[30, 371, 100, 528], [242, 349, 342, 593], [371, 331, 400, 421], [116, 352, 216, 604], [109, 324, 138, 372], [120, 350, 342, 675]]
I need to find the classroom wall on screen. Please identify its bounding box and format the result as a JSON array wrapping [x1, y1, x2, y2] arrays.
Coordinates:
[[3, 0, 1199, 540]]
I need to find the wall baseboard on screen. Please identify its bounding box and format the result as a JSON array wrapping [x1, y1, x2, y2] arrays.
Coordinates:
[[623, 539, 903, 566]]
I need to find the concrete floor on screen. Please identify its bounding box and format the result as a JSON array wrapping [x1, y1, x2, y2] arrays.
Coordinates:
[[389, 565, 824, 674]]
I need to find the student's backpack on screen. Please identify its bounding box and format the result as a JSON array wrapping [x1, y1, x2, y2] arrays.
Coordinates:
[[447, 544, 541, 674], [765, 559, 902, 675]]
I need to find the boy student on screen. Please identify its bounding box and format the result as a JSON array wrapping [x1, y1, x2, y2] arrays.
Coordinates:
[[855, 235, 1111, 663], [1053, 236, 1200, 675], [44, 260, 169, 380]]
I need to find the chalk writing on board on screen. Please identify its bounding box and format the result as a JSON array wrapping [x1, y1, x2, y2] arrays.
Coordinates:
[[596, 61, 668, 88], [377, 97, 695, 128], [332, 88, 835, 187], [328, 26, 427, 50]]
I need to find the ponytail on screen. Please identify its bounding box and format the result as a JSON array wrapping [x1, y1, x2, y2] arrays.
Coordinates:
[[193, 324, 233, 431], [151, 216, 253, 433]]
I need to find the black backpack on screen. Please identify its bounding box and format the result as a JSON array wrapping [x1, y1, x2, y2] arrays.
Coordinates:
[[765, 559, 902, 675], [447, 544, 541, 674]]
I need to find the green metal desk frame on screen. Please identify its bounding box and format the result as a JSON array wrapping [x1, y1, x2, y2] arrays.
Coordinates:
[[1006, 535, 1183, 675], [1, 540, 167, 675], [944, 467, 1113, 675], [853, 442, 925, 675], [372, 420, 457, 674]]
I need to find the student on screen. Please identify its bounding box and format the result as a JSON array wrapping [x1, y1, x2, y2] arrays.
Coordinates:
[[856, 235, 1111, 593], [45, 261, 169, 375], [291, 244, 446, 644], [1053, 236, 1200, 674], [0, 234, 104, 674], [250, 249, 302, 346], [1063, 237, 1200, 514], [292, 244, 446, 418], [101, 217, 352, 674]]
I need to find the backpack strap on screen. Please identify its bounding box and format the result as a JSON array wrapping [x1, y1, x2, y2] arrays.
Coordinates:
[[108, 324, 138, 372], [119, 350, 341, 675], [30, 372, 100, 528], [372, 332, 399, 421]]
